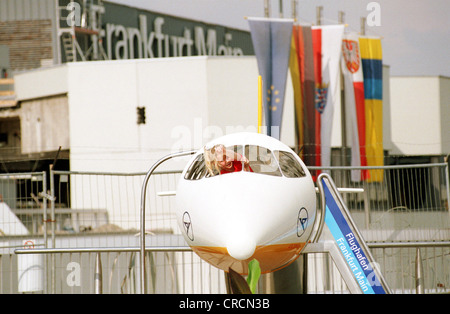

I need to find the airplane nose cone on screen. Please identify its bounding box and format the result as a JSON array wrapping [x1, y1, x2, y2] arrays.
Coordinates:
[[226, 234, 256, 261]]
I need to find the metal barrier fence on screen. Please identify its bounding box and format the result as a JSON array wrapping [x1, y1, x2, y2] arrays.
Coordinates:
[[10, 242, 450, 294], [312, 163, 449, 212], [306, 242, 450, 294], [1, 164, 448, 241], [1, 163, 449, 293], [0, 172, 48, 237], [11, 247, 227, 294], [310, 163, 449, 242], [50, 169, 183, 239]]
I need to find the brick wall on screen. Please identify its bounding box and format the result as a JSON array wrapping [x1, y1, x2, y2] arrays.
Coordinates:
[[0, 19, 53, 71]]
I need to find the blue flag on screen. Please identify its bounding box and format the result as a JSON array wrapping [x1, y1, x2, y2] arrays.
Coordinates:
[[248, 17, 293, 140]]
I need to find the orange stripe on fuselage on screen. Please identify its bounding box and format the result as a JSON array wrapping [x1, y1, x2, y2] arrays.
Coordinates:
[[191, 242, 306, 275]]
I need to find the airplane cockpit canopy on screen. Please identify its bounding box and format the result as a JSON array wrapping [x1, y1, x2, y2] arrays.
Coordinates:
[[184, 145, 306, 180]]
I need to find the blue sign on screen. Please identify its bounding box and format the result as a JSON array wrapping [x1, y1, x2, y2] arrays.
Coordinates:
[[323, 182, 386, 294]]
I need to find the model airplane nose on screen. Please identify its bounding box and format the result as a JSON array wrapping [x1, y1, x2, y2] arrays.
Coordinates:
[[226, 233, 256, 261]]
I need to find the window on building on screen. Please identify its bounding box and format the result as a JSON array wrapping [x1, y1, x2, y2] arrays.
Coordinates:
[[0, 133, 7, 147]]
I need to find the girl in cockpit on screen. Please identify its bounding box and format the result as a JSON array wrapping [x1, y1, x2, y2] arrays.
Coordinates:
[[204, 144, 252, 176]]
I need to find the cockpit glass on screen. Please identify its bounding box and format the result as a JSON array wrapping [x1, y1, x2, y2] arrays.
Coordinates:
[[184, 154, 207, 180], [245, 145, 282, 177], [185, 145, 245, 179], [184, 145, 306, 180], [275, 150, 306, 178]]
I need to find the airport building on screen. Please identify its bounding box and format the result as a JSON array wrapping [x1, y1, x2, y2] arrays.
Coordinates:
[[1, 0, 449, 175], [0, 0, 258, 173]]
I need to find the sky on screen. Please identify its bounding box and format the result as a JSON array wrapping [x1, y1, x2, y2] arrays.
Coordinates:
[[109, 0, 450, 77]]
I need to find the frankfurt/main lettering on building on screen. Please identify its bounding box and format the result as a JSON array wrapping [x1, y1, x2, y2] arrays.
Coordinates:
[[105, 15, 245, 60]]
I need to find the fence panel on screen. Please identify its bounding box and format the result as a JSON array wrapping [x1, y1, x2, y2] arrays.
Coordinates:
[[369, 245, 449, 294], [0, 172, 47, 237], [8, 248, 227, 294], [310, 163, 449, 242], [48, 170, 183, 247], [306, 244, 450, 294]]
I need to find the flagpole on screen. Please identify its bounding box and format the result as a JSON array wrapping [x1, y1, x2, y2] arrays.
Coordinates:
[[258, 75, 263, 133], [264, 0, 270, 17], [292, 0, 297, 20], [339, 11, 347, 168], [316, 6, 323, 25], [360, 17, 366, 35]]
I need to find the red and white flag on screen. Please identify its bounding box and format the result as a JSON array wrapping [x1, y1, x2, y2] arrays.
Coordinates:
[[341, 32, 369, 181], [311, 25, 345, 171]]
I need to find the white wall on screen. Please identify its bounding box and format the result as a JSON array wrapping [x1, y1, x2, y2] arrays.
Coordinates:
[[390, 76, 445, 155], [439, 77, 450, 154], [20, 95, 69, 154], [14, 66, 70, 154], [382, 66, 392, 152], [14, 65, 68, 101], [205, 57, 259, 137], [67, 57, 206, 172]]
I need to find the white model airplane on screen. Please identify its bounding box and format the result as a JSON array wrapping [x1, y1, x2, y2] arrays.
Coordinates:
[[176, 132, 316, 275]]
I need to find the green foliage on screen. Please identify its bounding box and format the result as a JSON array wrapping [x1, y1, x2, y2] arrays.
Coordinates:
[[246, 259, 261, 294], [227, 259, 261, 294]]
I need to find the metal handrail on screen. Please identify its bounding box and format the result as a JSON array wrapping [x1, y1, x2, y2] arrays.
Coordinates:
[[367, 241, 450, 248], [139, 150, 196, 294], [15, 246, 192, 254], [15, 246, 193, 294], [51, 169, 183, 176], [14, 241, 449, 294], [14, 242, 450, 255], [308, 162, 449, 170]]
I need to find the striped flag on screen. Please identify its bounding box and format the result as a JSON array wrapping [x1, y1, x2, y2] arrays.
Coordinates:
[[341, 32, 369, 182], [291, 25, 316, 167], [290, 24, 314, 160], [311, 25, 345, 171], [289, 25, 304, 155], [359, 36, 384, 182], [248, 17, 294, 140]]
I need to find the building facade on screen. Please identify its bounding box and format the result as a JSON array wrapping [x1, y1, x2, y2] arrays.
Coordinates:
[[0, 0, 448, 174], [0, 0, 255, 173], [389, 76, 450, 158]]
